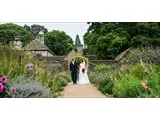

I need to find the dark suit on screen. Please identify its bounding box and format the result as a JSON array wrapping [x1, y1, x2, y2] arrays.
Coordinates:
[[70, 62, 79, 84]]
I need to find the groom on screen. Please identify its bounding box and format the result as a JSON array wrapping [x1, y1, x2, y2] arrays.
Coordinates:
[[70, 59, 79, 85]]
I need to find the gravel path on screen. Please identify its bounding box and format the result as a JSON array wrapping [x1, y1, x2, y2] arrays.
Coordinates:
[[60, 83, 106, 98]]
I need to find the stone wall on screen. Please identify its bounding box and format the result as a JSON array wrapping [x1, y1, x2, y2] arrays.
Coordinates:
[[88, 60, 118, 70], [34, 53, 119, 71]]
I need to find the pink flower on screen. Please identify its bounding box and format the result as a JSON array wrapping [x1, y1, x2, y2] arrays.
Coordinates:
[[11, 88, 16, 94], [120, 64, 124, 71], [0, 76, 7, 84], [0, 83, 4, 93]]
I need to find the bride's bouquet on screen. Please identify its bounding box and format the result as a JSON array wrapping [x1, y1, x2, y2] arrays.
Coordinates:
[[82, 68, 85, 73]]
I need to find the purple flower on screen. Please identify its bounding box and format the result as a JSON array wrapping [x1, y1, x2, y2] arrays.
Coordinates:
[[0, 83, 4, 93], [26, 63, 34, 71], [11, 88, 16, 94], [0, 76, 7, 84]]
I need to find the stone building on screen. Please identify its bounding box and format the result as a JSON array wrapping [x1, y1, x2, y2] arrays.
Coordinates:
[[9, 36, 23, 50], [23, 31, 55, 57]]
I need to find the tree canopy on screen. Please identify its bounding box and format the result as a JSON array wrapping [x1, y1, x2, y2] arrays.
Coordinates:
[[24, 24, 48, 37], [45, 30, 75, 55], [0, 23, 34, 46], [83, 22, 160, 59]]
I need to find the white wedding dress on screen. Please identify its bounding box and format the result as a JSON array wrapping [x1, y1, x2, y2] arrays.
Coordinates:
[[78, 62, 90, 84]]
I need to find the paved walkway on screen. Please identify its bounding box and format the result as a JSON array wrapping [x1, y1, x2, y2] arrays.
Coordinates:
[[60, 83, 106, 98]]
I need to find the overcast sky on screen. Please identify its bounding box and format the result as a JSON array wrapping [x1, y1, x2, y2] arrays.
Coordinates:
[[16, 22, 89, 44]]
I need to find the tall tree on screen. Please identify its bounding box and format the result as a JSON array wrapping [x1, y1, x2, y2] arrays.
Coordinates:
[[24, 24, 48, 37], [45, 30, 75, 55], [75, 34, 81, 46], [0, 23, 34, 46], [84, 22, 160, 59]]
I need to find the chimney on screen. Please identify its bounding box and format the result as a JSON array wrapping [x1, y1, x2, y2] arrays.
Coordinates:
[[13, 36, 22, 49], [37, 31, 44, 44]]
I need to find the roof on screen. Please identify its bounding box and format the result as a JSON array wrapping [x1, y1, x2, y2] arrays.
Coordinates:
[[23, 39, 55, 55], [114, 48, 131, 61]]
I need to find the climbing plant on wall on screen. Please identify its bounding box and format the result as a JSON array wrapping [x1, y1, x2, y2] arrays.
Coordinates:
[[71, 56, 89, 70]]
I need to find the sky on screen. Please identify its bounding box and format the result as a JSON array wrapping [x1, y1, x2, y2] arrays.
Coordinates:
[[15, 22, 90, 45]]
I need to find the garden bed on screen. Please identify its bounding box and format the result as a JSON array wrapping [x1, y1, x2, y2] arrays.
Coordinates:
[[89, 48, 160, 98]]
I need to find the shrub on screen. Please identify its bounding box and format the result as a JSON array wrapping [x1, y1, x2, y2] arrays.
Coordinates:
[[147, 73, 160, 97], [0, 45, 71, 98], [93, 64, 111, 72], [98, 79, 114, 94], [55, 72, 71, 87], [57, 77, 68, 87], [0, 45, 38, 79], [89, 72, 114, 95], [90, 59, 160, 98], [128, 63, 159, 80], [128, 63, 147, 79], [11, 82, 51, 98], [89, 72, 103, 85], [49, 72, 71, 97], [58, 72, 71, 82], [47, 63, 63, 73], [112, 75, 145, 98]]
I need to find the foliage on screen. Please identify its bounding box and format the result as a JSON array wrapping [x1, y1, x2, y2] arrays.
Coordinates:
[[0, 45, 37, 78], [89, 72, 114, 95], [111, 62, 160, 98], [0, 23, 34, 46], [147, 73, 160, 97], [84, 22, 160, 59], [58, 72, 72, 82], [45, 30, 75, 55], [128, 63, 150, 80], [72, 56, 89, 70], [112, 75, 144, 98], [121, 47, 160, 67], [24, 24, 48, 37], [0, 45, 70, 98], [11, 81, 51, 98], [89, 55, 160, 97], [47, 63, 63, 73], [93, 64, 111, 72], [95, 33, 127, 59], [72, 56, 88, 64], [88, 72, 103, 84], [98, 73, 114, 94], [50, 72, 71, 97]]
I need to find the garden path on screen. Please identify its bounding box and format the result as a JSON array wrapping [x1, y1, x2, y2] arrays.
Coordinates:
[[60, 83, 106, 98]]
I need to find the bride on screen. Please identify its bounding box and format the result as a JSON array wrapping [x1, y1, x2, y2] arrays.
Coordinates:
[[78, 60, 90, 84]]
